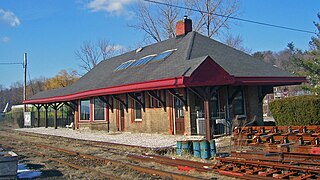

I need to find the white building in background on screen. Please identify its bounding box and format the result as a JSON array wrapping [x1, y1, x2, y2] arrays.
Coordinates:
[[11, 104, 33, 110], [263, 86, 312, 117]]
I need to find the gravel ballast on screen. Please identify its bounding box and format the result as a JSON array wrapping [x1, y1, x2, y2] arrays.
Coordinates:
[[15, 127, 200, 148]]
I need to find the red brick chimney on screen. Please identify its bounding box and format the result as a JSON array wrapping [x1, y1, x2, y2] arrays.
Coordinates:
[[176, 16, 192, 37]]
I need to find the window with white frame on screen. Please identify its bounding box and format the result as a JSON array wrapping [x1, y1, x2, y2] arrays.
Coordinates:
[[80, 99, 90, 120], [94, 98, 105, 120]]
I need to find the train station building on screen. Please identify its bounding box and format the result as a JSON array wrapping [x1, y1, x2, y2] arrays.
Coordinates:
[[24, 18, 305, 140]]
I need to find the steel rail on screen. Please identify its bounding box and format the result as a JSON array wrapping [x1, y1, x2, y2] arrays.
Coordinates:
[[30, 135, 218, 176], [142, 153, 213, 166], [29, 150, 120, 180], [128, 153, 214, 172], [0, 141, 120, 180], [214, 158, 320, 180], [216, 157, 320, 173], [230, 151, 320, 166], [0, 134, 202, 180], [34, 143, 202, 180]]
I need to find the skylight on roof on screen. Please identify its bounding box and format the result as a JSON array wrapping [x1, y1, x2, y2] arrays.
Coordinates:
[[114, 60, 135, 71], [131, 54, 156, 67], [151, 49, 176, 62]]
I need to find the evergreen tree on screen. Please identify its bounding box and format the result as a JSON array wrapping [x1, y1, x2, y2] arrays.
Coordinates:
[[293, 13, 320, 94]]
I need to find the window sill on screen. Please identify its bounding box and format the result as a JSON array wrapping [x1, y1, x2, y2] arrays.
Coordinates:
[[134, 119, 142, 122]]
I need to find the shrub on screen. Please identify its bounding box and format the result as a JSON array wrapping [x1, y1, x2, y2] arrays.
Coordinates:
[[269, 95, 320, 126]]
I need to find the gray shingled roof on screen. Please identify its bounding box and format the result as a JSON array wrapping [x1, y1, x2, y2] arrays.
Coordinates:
[[28, 32, 298, 101]]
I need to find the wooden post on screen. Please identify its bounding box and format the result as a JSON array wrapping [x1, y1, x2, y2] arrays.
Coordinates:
[[34, 104, 42, 127], [54, 107, 57, 129], [204, 99, 211, 140], [37, 107, 41, 127], [51, 103, 61, 129], [44, 104, 49, 128], [74, 104, 79, 130]]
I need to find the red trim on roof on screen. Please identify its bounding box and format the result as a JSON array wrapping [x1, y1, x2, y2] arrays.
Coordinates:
[[24, 77, 185, 104], [234, 76, 306, 85]]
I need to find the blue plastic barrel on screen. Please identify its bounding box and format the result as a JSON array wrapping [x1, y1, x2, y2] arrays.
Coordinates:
[[209, 140, 216, 157], [193, 141, 200, 158], [181, 140, 192, 155], [176, 141, 182, 155], [200, 140, 210, 159]]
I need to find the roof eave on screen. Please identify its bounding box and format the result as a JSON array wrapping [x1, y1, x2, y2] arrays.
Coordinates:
[[24, 76, 186, 104]]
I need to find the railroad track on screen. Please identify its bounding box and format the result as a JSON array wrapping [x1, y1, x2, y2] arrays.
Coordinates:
[[230, 151, 320, 165], [227, 125, 320, 179], [4, 126, 320, 179], [0, 130, 224, 179], [214, 157, 320, 179], [0, 138, 204, 180]]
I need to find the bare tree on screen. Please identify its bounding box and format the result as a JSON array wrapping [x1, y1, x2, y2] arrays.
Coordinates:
[[192, 0, 239, 38], [75, 39, 122, 73], [224, 34, 243, 48], [130, 0, 240, 42], [130, 0, 178, 42], [223, 33, 251, 53]]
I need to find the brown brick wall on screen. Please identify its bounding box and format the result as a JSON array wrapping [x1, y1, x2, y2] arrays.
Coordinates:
[[107, 91, 178, 134]]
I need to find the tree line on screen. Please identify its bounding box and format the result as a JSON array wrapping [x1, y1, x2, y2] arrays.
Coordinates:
[[0, 70, 79, 112], [253, 14, 320, 94]]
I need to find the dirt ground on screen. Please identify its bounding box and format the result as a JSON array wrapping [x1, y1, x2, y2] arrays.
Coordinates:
[[0, 118, 238, 180]]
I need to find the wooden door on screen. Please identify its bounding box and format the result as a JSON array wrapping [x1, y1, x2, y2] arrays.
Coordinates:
[[119, 104, 125, 131], [175, 118, 184, 134], [174, 98, 184, 135]]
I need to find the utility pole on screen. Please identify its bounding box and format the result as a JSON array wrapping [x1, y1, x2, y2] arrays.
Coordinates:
[[23, 53, 27, 113]]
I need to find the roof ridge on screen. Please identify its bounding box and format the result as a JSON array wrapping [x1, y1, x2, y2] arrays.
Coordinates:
[[184, 31, 196, 60]]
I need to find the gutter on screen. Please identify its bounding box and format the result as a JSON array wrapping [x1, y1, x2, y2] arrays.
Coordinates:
[[234, 76, 306, 85]]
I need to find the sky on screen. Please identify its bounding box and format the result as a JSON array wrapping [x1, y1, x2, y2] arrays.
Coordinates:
[[0, 0, 319, 88]]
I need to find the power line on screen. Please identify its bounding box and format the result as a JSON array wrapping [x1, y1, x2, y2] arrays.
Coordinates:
[[0, 62, 23, 65], [144, 0, 317, 35]]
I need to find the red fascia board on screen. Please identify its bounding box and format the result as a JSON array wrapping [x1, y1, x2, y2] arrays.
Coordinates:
[[234, 76, 306, 85], [24, 77, 185, 104]]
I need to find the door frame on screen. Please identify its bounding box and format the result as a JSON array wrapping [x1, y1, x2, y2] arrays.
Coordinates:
[[173, 97, 185, 135]]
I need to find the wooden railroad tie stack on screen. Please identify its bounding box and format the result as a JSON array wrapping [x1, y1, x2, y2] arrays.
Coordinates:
[[211, 125, 320, 179], [233, 125, 320, 154]]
